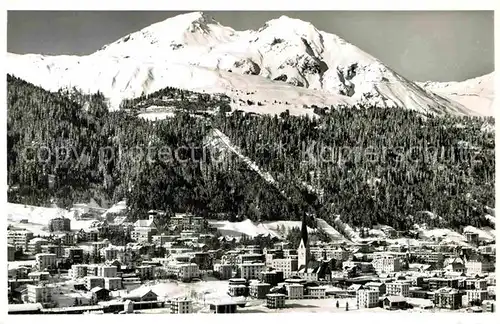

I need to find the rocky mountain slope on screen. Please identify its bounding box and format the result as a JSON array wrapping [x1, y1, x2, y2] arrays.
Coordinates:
[[7, 11, 479, 115]]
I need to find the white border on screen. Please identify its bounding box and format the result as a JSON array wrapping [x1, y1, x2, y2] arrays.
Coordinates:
[[1, 1, 499, 324]]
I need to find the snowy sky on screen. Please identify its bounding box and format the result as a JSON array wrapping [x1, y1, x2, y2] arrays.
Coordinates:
[[7, 11, 494, 82]]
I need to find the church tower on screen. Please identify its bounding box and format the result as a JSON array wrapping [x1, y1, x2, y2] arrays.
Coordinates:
[[297, 214, 310, 269]]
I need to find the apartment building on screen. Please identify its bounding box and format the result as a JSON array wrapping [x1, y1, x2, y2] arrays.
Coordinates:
[[86, 277, 105, 290], [35, 253, 57, 271], [104, 277, 122, 291], [356, 288, 380, 308], [386, 281, 410, 297], [171, 298, 193, 314], [97, 266, 118, 278], [136, 265, 155, 280], [166, 263, 200, 281], [372, 254, 403, 274], [249, 282, 271, 299], [41, 245, 64, 258], [239, 263, 266, 280], [27, 284, 53, 305], [465, 290, 489, 305], [214, 263, 233, 280], [28, 238, 49, 254], [434, 287, 462, 310], [266, 293, 286, 309], [70, 264, 88, 279], [8, 229, 34, 250], [287, 284, 304, 299], [48, 216, 71, 232], [306, 286, 326, 299], [428, 278, 459, 291], [260, 270, 284, 286], [271, 258, 298, 279]]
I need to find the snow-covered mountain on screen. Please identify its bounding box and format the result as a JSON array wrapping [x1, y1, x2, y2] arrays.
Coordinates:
[[418, 72, 494, 116], [7, 11, 479, 116]]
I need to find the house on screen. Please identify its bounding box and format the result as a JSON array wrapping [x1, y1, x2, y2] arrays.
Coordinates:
[[465, 255, 494, 275], [306, 286, 326, 299], [443, 257, 465, 273], [214, 263, 233, 280], [382, 296, 408, 310], [228, 284, 247, 297], [124, 289, 158, 302], [104, 277, 122, 291], [91, 287, 110, 302], [171, 298, 193, 314], [266, 293, 286, 309], [465, 290, 489, 305], [296, 261, 332, 282], [27, 284, 54, 305], [86, 276, 105, 290]]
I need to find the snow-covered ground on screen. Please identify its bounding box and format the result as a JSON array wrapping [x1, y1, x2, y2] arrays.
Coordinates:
[[417, 72, 494, 116], [7, 12, 478, 116], [7, 203, 100, 233]]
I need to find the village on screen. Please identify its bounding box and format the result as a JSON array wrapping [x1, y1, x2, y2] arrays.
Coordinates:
[[7, 202, 496, 315]]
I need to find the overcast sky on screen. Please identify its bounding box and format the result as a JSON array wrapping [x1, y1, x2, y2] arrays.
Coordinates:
[[7, 11, 494, 82]]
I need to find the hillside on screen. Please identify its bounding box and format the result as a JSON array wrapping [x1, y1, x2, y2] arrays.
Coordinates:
[[418, 72, 494, 116], [7, 12, 476, 116]]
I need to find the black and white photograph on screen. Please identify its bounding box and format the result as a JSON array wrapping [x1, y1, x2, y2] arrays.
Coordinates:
[[4, 5, 496, 317]]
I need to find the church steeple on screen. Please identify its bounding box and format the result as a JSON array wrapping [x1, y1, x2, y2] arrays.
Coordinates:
[[297, 213, 310, 269]]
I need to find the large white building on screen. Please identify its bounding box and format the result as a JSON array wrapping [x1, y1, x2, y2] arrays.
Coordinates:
[[27, 284, 54, 304], [356, 288, 380, 308], [239, 263, 266, 280], [271, 258, 298, 279], [372, 254, 403, 274], [97, 266, 118, 278], [171, 298, 193, 314], [386, 281, 410, 297], [35, 253, 57, 271], [8, 229, 34, 250], [70, 264, 88, 279], [166, 263, 200, 281], [287, 284, 304, 299]]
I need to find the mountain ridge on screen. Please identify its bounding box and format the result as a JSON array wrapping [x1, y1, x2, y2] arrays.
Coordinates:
[[7, 11, 487, 116]]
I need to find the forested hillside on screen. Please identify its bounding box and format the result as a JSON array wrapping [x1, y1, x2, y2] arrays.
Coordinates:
[[7, 75, 495, 231]]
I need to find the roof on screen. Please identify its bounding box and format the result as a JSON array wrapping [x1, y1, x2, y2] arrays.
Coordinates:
[[383, 296, 406, 303], [90, 287, 106, 293]]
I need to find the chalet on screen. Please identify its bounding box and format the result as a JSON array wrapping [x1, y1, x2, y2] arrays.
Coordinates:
[[382, 296, 408, 310]]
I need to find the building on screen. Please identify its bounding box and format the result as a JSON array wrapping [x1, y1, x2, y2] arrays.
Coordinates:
[[209, 301, 238, 314], [8, 244, 15, 261], [48, 216, 71, 232], [465, 279, 488, 290], [228, 285, 247, 297], [239, 263, 266, 280], [464, 232, 479, 246], [193, 252, 212, 270], [102, 247, 120, 261], [382, 296, 408, 310], [214, 263, 233, 280], [356, 288, 380, 308], [65, 247, 84, 263], [306, 286, 326, 299], [372, 254, 403, 274], [266, 293, 286, 309], [104, 277, 122, 291], [71, 265, 88, 279], [297, 215, 310, 270], [171, 298, 193, 314], [86, 276, 105, 290], [91, 287, 110, 302], [287, 284, 304, 299], [465, 256, 494, 275], [260, 270, 284, 287], [249, 282, 271, 299], [166, 263, 200, 281], [136, 265, 155, 280], [42, 245, 64, 258], [28, 238, 48, 254], [96, 265, 117, 278], [434, 287, 462, 310], [386, 281, 410, 297], [428, 278, 459, 291], [131, 227, 156, 243], [465, 290, 489, 305], [271, 258, 298, 279], [364, 282, 386, 295], [27, 284, 53, 305], [28, 271, 51, 284], [8, 229, 34, 251], [35, 253, 57, 271]]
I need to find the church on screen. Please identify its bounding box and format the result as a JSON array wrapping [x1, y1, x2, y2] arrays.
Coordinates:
[[296, 214, 332, 281]]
